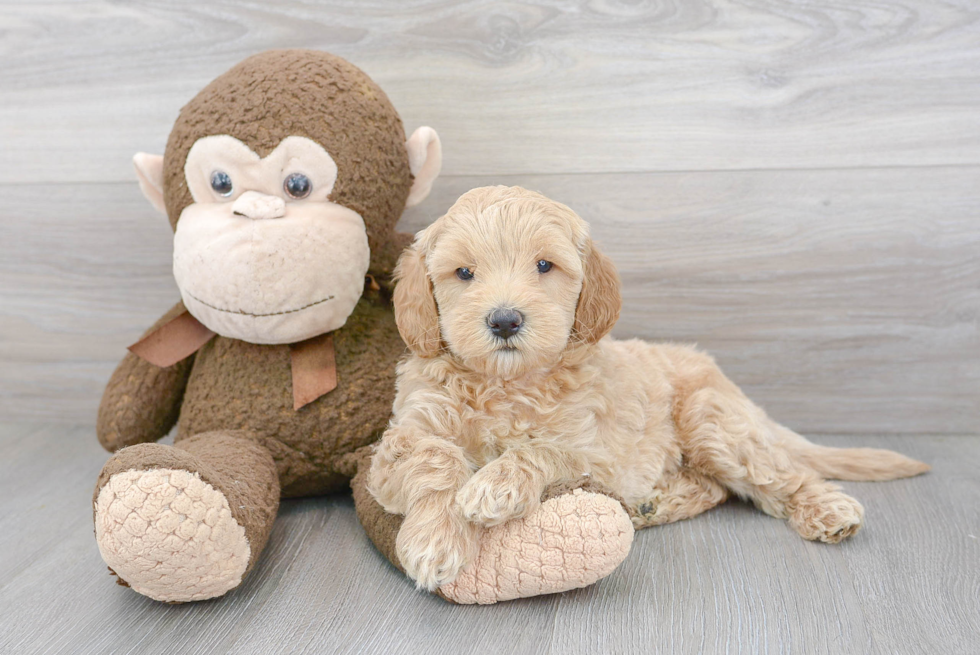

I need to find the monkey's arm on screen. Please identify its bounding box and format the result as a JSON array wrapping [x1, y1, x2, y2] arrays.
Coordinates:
[[96, 302, 197, 452]]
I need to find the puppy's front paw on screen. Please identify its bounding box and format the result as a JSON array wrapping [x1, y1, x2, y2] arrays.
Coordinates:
[[396, 512, 475, 591], [456, 459, 540, 527]]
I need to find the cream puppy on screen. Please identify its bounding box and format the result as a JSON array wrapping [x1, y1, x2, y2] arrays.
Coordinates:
[[368, 186, 929, 591]]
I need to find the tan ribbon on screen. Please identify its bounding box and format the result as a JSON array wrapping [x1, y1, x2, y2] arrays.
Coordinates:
[[128, 311, 216, 368], [289, 332, 338, 410], [128, 309, 338, 409]]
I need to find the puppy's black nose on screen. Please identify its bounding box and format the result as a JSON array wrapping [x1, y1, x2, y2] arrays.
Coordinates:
[[488, 308, 523, 340]]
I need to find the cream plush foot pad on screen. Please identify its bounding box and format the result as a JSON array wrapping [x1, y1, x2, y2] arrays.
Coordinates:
[[439, 489, 634, 604], [94, 468, 250, 602]]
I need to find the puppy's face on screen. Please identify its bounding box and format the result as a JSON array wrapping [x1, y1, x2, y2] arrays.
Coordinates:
[[394, 186, 621, 378], [427, 197, 584, 377]]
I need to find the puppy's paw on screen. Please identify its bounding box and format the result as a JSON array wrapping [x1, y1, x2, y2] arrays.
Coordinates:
[[456, 459, 540, 527], [366, 434, 416, 515], [789, 488, 864, 544], [396, 512, 475, 591]]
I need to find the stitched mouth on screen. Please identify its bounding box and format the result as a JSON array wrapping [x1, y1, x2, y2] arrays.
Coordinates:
[[187, 293, 334, 317]]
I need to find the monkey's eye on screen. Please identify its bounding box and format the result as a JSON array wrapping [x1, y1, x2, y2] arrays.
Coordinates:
[[284, 173, 312, 199], [210, 171, 233, 197], [536, 260, 553, 274], [456, 267, 474, 281]]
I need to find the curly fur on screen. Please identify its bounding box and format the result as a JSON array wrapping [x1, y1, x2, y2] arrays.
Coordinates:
[[368, 186, 931, 591]]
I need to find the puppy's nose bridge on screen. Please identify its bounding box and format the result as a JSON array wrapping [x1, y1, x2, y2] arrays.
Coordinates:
[[232, 190, 286, 220], [487, 308, 523, 340]]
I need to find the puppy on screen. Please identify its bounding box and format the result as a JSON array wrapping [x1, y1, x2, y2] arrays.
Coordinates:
[[368, 185, 930, 591]]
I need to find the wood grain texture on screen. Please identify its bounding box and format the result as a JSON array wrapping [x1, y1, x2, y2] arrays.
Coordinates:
[[2, 2, 978, 653], [1, 0, 980, 182], [3, 167, 976, 433], [0, 424, 976, 654]]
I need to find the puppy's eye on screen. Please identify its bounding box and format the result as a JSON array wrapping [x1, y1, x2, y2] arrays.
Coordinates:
[[536, 260, 553, 274], [284, 172, 312, 199], [210, 170, 233, 197], [456, 267, 474, 281]]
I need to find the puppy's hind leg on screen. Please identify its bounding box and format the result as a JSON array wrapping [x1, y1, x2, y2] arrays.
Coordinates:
[[673, 365, 864, 543], [631, 470, 728, 529]]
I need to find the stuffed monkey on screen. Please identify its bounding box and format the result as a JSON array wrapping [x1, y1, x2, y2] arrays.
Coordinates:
[[93, 50, 633, 604]]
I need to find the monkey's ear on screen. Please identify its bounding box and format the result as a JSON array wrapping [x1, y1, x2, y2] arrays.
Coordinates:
[[133, 153, 167, 214], [405, 127, 442, 208], [572, 240, 622, 345], [393, 238, 441, 357]]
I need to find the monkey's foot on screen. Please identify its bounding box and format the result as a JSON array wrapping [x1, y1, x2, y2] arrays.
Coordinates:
[[95, 468, 250, 602], [438, 488, 634, 604]]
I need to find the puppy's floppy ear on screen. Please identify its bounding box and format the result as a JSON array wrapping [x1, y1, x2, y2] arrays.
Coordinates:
[[572, 239, 622, 345], [393, 238, 442, 357]]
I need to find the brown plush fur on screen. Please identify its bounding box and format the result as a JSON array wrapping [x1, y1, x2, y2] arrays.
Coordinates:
[[95, 285, 407, 585], [97, 302, 196, 451], [162, 49, 413, 280], [368, 186, 931, 591], [176, 289, 406, 497], [94, 51, 417, 598]]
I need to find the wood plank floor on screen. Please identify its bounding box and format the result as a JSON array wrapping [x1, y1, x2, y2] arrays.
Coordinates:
[[2, 1, 979, 653], [0, 424, 976, 654]]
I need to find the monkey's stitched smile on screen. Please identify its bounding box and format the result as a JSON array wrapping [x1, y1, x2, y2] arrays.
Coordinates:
[[186, 293, 335, 318]]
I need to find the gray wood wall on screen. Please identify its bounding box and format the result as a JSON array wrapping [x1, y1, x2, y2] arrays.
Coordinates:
[[1, 0, 978, 434]]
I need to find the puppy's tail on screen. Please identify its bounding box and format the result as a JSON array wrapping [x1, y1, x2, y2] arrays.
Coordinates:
[[797, 444, 931, 481], [773, 425, 931, 481]]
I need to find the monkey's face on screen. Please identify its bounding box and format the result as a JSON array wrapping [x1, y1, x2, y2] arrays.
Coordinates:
[[133, 50, 442, 345], [173, 135, 370, 345]]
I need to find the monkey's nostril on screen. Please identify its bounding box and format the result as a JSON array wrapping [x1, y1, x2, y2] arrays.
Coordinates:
[[487, 308, 523, 340]]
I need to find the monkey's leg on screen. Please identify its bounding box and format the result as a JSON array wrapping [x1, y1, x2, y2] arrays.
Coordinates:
[[630, 469, 729, 529], [93, 431, 279, 602], [347, 448, 634, 605]]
